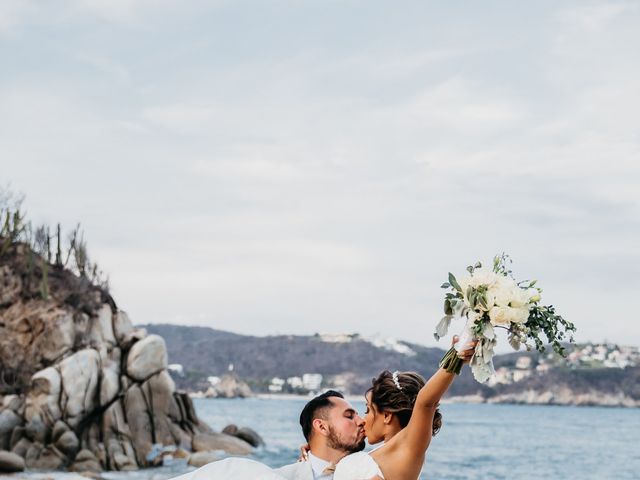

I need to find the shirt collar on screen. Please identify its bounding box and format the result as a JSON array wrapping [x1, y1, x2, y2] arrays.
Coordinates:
[[307, 452, 332, 478]]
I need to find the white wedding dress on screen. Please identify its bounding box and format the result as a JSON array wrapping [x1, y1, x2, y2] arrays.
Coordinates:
[[170, 453, 384, 480], [334, 452, 385, 479], [171, 458, 286, 480]]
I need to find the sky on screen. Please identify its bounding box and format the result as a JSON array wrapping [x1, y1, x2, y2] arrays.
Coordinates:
[[1, 1, 639, 349]]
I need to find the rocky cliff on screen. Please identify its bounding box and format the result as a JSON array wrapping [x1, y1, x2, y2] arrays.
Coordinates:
[[0, 243, 254, 474]]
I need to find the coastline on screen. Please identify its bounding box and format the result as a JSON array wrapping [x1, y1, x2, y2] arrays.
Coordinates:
[[206, 393, 640, 408]]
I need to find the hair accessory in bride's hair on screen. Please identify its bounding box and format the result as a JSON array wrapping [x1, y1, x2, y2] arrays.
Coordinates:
[[392, 371, 402, 391]]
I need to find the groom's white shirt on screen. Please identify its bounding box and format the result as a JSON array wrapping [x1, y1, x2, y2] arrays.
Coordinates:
[[275, 453, 333, 480]]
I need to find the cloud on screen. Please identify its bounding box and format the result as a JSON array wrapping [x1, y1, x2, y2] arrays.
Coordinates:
[[1, 0, 639, 347], [556, 2, 637, 32]]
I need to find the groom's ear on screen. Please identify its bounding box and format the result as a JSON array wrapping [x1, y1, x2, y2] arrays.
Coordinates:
[[312, 418, 329, 437]]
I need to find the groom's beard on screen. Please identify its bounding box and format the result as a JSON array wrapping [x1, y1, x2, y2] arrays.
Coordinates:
[[326, 426, 366, 453]]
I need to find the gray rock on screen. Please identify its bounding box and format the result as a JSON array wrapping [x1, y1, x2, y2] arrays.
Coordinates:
[[102, 401, 137, 471], [55, 430, 80, 457], [207, 373, 253, 398], [124, 385, 153, 466], [23, 367, 62, 444], [0, 450, 25, 472], [221, 424, 238, 436], [121, 328, 147, 350], [9, 426, 25, 450], [69, 458, 103, 473], [24, 442, 43, 467], [187, 451, 220, 468], [59, 349, 100, 427], [35, 310, 76, 364], [28, 445, 66, 469], [126, 334, 168, 381], [2, 395, 22, 413], [69, 450, 102, 473], [89, 304, 116, 346], [100, 363, 121, 407], [24, 366, 62, 433], [11, 437, 32, 458], [192, 433, 253, 455], [51, 420, 70, 443], [113, 311, 133, 346], [24, 415, 46, 443], [222, 424, 264, 447], [141, 371, 179, 446], [0, 409, 22, 450], [112, 451, 137, 471]]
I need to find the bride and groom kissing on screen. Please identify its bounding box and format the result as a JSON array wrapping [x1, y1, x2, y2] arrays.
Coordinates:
[[173, 336, 475, 480]]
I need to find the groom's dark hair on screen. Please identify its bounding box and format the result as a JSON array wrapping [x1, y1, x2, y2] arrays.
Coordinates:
[[299, 390, 344, 441]]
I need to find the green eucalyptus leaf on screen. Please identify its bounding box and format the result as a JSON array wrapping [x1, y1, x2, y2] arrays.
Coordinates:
[[448, 273, 462, 293]]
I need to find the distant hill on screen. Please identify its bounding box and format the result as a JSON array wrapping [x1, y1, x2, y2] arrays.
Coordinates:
[[142, 324, 640, 407], [141, 324, 489, 397]]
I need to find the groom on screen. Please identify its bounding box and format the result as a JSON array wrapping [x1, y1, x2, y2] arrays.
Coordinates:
[[276, 390, 366, 479]]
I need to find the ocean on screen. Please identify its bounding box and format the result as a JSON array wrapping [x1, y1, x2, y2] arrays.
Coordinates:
[[2, 398, 639, 480]]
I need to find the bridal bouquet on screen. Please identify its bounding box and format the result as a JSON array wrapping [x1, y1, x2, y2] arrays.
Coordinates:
[[434, 254, 576, 383]]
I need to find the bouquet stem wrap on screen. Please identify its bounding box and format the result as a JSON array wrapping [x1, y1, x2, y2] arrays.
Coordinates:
[[440, 347, 464, 375], [440, 317, 476, 375]]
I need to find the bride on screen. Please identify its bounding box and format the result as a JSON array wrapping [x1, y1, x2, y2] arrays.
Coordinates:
[[173, 336, 474, 480]]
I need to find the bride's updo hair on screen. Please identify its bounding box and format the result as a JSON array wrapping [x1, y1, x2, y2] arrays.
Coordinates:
[[367, 370, 442, 435]]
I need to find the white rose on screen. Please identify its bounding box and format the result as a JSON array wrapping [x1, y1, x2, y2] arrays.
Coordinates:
[[489, 305, 530, 326], [469, 268, 499, 288], [510, 306, 530, 324], [488, 276, 524, 307], [510, 288, 532, 308], [488, 306, 510, 326]]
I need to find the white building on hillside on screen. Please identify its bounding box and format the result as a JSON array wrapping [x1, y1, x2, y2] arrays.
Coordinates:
[[303, 374, 323, 391]]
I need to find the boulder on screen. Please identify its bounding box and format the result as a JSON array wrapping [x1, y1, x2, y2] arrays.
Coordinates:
[[187, 450, 220, 468], [208, 373, 253, 398], [33, 309, 76, 365], [141, 371, 180, 446], [25, 443, 66, 469], [11, 437, 32, 458], [121, 327, 147, 350], [69, 449, 102, 473], [0, 450, 25, 472], [9, 426, 25, 450], [55, 430, 79, 457], [126, 334, 168, 381], [51, 420, 70, 443], [0, 409, 22, 450], [113, 311, 133, 346], [102, 401, 137, 471], [24, 366, 62, 435], [124, 385, 153, 466], [99, 347, 121, 407], [24, 415, 46, 443], [222, 425, 264, 448], [192, 432, 253, 455], [89, 304, 116, 346], [2, 395, 22, 413], [59, 349, 100, 427]]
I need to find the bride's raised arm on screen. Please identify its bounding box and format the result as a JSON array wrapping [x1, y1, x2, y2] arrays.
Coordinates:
[[402, 337, 474, 455]]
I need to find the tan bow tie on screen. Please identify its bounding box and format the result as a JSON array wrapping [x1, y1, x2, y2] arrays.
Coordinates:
[[322, 462, 337, 475]]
